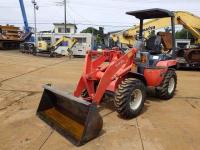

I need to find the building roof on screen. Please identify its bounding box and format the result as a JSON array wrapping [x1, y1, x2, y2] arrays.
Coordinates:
[[53, 23, 77, 29]]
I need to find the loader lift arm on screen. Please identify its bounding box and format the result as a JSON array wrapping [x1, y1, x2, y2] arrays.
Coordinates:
[[74, 49, 136, 103]]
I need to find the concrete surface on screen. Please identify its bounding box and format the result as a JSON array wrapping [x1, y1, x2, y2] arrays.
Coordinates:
[[0, 50, 200, 150]]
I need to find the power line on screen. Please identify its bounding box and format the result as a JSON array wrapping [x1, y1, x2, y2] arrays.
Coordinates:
[[0, 22, 132, 28], [68, 6, 94, 25], [0, 19, 135, 25]]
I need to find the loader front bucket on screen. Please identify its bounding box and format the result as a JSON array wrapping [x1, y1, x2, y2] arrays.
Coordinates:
[[36, 85, 103, 146]]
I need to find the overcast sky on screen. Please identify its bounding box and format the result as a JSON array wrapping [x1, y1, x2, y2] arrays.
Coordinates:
[[0, 0, 200, 32]]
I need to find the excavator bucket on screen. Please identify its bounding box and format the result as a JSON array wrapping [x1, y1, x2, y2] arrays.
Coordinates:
[[36, 85, 103, 146]]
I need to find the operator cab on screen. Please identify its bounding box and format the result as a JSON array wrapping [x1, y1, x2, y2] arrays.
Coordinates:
[[126, 8, 176, 68]]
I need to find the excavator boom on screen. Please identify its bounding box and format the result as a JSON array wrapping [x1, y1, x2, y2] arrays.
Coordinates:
[[37, 36, 77, 57], [112, 11, 200, 46], [177, 17, 200, 44]]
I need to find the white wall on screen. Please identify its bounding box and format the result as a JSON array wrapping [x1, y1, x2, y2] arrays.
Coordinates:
[[54, 24, 76, 34]]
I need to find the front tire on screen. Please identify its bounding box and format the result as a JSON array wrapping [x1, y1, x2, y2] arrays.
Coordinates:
[[156, 69, 177, 100], [114, 78, 146, 119]]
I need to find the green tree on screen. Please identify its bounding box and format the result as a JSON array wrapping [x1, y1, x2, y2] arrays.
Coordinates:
[[81, 27, 105, 45], [175, 28, 193, 39], [81, 27, 99, 35]]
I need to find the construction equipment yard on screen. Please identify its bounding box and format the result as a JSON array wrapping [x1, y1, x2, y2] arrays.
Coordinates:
[[0, 50, 199, 150]]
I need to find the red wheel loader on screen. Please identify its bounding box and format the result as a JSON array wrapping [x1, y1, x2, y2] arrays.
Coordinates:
[[37, 9, 177, 146]]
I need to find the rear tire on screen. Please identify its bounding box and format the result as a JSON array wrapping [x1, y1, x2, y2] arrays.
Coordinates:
[[114, 78, 146, 119], [156, 69, 177, 100]]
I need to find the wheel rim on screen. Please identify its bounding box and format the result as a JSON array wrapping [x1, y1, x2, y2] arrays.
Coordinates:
[[168, 77, 175, 94], [129, 89, 143, 110]]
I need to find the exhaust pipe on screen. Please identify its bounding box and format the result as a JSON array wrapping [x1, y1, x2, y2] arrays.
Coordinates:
[[37, 85, 103, 146]]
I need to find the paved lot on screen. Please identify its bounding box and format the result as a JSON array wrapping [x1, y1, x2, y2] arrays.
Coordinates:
[[0, 50, 200, 150]]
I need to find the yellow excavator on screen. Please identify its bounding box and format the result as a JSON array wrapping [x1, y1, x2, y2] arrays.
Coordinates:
[[112, 11, 200, 46], [35, 36, 77, 57], [111, 11, 200, 68]]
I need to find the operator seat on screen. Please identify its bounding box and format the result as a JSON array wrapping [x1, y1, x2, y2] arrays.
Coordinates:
[[145, 34, 173, 67], [157, 32, 172, 50], [146, 35, 162, 55]]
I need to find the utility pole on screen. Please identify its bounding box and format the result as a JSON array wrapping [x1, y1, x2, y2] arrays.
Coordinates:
[[32, 0, 39, 47], [64, 0, 67, 33]]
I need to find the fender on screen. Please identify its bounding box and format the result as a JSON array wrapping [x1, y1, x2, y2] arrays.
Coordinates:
[[156, 59, 177, 68], [106, 72, 147, 92], [125, 72, 147, 85], [144, 67, 167, 86]]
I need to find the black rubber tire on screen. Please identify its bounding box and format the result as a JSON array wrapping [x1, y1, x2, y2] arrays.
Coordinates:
[[114, 78, 146, 119], [156, 69, 177, 100], [32, 49, 37, 55], [49, 52, 54, 57]]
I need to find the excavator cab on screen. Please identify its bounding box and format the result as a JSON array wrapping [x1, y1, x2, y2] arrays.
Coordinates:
[[126, 8, 176, 67]]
